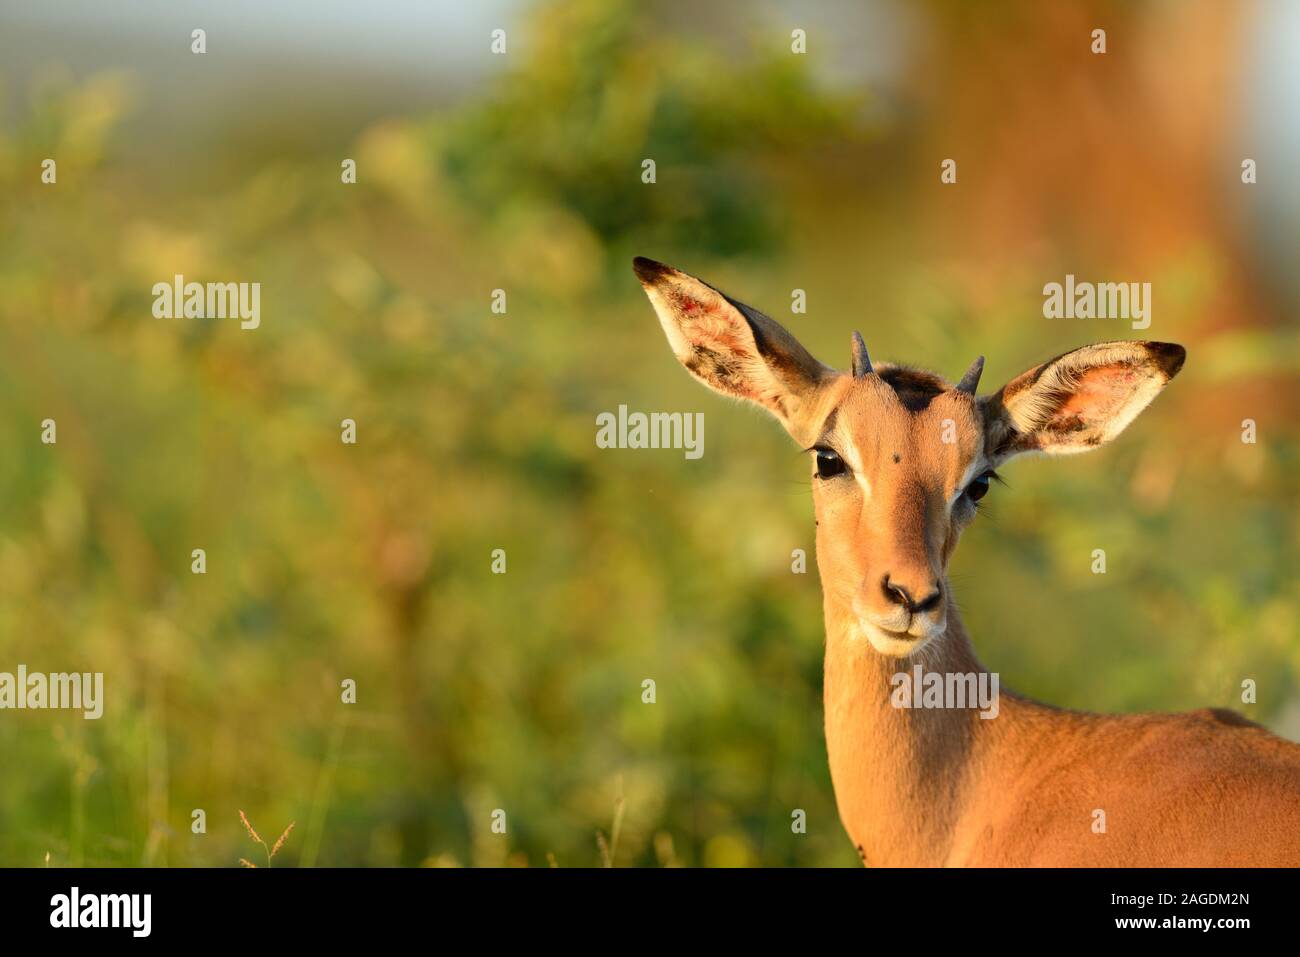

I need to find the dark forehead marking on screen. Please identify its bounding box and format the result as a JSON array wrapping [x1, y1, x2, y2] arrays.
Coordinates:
[[877, 366, 948, 412]]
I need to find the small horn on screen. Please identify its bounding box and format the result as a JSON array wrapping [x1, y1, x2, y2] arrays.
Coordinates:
[[851, 331, 872, 378], [955, 356, 985, 395]]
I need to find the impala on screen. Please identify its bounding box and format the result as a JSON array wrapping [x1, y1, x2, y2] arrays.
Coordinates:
[[634, 256, 1300, 867]]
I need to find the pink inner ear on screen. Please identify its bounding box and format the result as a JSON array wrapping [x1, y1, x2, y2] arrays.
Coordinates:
[[1048, 364, 1138, 430], [671, 291, 754, 358], [672, 289, 714, 317]]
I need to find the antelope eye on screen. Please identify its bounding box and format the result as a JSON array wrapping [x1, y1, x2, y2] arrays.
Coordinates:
[[815, 448, 846, 479], [966, 472, 994, 502]]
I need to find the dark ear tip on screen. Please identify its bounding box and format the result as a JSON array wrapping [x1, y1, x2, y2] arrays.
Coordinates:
[[633, 256, 672, 283], [1148, 342, 1187, 378]]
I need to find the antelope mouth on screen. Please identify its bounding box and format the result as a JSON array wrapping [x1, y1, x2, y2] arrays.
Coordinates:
[[857, 620, 936, 658], [877, 626, 917, 641]]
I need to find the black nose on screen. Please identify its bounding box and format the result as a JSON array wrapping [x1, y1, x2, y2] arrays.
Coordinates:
[[881, 575, 943, 614]]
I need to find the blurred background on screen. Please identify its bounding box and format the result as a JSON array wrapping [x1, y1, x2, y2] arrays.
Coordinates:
[[0, 0, 1297, 867]]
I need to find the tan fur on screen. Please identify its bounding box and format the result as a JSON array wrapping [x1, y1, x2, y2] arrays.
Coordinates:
[[636, 258, 1300, 867]]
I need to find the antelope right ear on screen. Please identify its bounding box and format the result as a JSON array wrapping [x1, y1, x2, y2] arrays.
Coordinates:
[[633, 257, 831, 437], [980, 340, 1186, 462]]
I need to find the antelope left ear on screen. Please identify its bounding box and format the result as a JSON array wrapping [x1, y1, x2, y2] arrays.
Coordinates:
[[980, 340, 1185, 461], [633, 257, 831, 439]]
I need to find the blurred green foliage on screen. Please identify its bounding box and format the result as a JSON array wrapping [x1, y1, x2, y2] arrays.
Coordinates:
[[0, 0, 1296, 868]]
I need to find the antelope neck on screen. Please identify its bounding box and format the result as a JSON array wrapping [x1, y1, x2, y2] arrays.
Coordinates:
[[820, 591, 1007, 866]]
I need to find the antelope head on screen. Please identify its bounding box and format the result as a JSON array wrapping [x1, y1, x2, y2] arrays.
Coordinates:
[[634, 257, 1185, 657]]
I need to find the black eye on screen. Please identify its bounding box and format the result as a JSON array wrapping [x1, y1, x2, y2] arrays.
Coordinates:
[[966, 472, 994, 502], [815, 448, 846, 479]]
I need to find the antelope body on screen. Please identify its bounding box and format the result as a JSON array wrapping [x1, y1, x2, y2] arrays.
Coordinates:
[[634, 257, 1300, 867]]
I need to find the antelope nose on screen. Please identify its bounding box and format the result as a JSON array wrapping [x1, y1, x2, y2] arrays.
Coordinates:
[[881, 574, 943, 614]]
